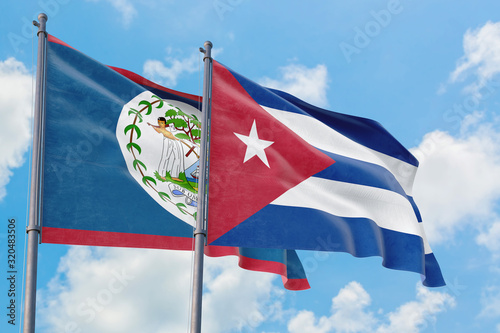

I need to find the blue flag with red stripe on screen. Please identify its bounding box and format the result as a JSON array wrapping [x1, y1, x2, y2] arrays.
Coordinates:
[[41, 35, 309, 290], [207, 61, 445, 287]]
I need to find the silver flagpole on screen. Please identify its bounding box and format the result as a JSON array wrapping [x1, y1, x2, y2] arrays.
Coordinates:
[[190, 41, 213, 333], [23, 13, 48, 333]]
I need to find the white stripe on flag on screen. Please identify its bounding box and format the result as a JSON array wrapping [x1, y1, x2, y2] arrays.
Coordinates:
[[261, 106, 418, 196], [271, 176, 432, 254], [417, 221, 433, 254]]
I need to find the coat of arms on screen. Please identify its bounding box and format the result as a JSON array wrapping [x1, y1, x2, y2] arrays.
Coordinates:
[[116, 91, 201, 225]]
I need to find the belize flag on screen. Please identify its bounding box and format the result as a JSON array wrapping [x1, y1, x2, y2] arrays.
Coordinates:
[[207, 61, 445, 287], [40, 35, 310, 290]]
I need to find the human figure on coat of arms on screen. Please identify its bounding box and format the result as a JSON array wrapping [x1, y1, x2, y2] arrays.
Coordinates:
[[148, 117, 185, 182]]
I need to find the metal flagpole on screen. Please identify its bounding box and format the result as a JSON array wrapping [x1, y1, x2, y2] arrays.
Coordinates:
[[23, 13, 48, 333], [190, 41, 213, 333]]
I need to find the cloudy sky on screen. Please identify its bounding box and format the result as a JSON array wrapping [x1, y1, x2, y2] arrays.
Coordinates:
[[1, 1, 500, 332]]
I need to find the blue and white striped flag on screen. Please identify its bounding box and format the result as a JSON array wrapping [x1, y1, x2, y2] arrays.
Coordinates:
[[207, 61, 444, 287]]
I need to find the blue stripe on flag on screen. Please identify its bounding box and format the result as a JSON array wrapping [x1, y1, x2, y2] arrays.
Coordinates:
[[408, 197, 423, 222], [314, 150, 422, 221], [316, 150, 408, 196], [210, 204, 442, 282], [423, 253, 445, 287], [284, 250, 308, 280]]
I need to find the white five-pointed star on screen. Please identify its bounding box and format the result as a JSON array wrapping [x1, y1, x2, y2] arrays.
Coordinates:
[[234, 120, 274, 168]]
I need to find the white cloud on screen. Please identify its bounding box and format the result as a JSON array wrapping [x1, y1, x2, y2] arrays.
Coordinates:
[[376, 285, 455, 333], [38, 247, 193, 333], [479, 285, 500, 333], [143, 56, 197, 88], [287, 282, 454, 333], [479, 286, 500, 318], [411, 112, 500, 244], [203, 256, 282, 332], [143, 48, 222, 88], [37, 246, 280, 333], [328, 282, 377, 333], [288, 310, 332, 333], [259, 63, 329, 108], [288, 281, 376, 333], [476, 221, 500, 255], [434, 22, 500, 250], [143, 58, 328, 107], [448, 21, 500, 97], [87, 0, 137, 27], [0, 57, 32, 201]]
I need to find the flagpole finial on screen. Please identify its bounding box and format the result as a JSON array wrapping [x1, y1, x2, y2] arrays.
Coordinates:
[[199, 41, 213, 58], [200, 41, 212, 62], [34, 13, 48, 36]]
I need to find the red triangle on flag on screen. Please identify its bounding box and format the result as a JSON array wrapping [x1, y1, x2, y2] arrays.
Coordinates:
[[207, 61, 335, 245]]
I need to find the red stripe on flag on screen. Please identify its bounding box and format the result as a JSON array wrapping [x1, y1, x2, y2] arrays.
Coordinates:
[[42, 227, 310, 290], [206, 246, 286, 275], [282, 277, 311, 291], [206, 245, 310, 290], [109, 66, 201, 102], [42, 227, 194, 250], [47, 34, 76, 50]]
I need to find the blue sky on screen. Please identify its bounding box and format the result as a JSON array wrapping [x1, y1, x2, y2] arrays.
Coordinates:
[[1, 0, 500, 332]]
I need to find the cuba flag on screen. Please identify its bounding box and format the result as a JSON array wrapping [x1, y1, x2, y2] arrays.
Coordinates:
[[41, 35, 310, 290], [207, 61, 445, 287]]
